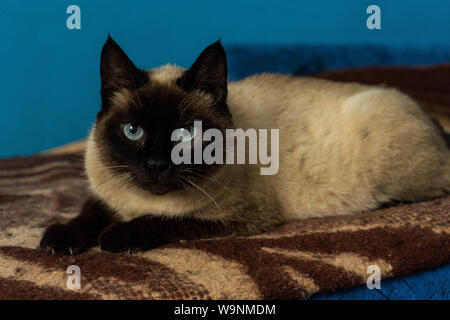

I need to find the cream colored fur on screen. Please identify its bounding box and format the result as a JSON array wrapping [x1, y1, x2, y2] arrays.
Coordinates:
[[85, 65, 450, 233]]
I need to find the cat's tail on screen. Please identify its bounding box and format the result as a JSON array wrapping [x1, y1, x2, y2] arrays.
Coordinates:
[[434, 118, 450, 194], [442, 131, 450, 149], [410, 116, 450, 198], [430, 117, 450, 149], [441, 137, 450, 195]]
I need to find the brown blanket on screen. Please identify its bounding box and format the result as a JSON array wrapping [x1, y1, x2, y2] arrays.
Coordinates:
[[0, 65, 449, 300]]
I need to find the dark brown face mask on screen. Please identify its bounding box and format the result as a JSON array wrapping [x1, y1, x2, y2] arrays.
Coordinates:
[[95, 36, 233, 195]]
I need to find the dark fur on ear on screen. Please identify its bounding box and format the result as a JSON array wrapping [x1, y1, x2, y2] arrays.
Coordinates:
[[177, 40, 231, 118], [99, 35, 148, 115]]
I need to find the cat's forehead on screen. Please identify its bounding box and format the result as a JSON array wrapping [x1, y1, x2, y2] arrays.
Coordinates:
[[109, 66, 183, 109], [148, 64, 185, 84], [106, 65, 215, 121]]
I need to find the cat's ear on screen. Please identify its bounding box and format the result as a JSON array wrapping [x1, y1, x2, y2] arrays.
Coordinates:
[[178, 41, 228, 105], [100, 35, 147, 105]]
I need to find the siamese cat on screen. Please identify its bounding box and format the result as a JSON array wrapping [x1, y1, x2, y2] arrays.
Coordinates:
[[40, 36, 450, 255]]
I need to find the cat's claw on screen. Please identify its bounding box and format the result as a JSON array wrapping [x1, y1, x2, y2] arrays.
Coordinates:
[[39, 223, 87, 255]]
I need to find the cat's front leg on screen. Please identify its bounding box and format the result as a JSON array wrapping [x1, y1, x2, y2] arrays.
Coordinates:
[[40, 196, 115, 255], [99, 215, 229, 253]]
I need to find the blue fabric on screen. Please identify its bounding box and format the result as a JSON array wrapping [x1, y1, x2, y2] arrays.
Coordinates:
[[226, 44, 450, 81], [225, 44, 450, 300], [311, 264, 450, 300]]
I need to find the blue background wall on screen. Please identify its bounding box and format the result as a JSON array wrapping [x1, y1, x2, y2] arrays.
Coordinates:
[[0, 0, 450, 157]]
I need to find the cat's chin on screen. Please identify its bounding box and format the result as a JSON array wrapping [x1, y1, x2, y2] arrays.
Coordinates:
[[138, 181, 180, 196], [148, 187, 173, 196]]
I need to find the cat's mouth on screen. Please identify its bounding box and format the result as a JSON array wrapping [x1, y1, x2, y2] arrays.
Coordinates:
[[133, 175, 180, 195], [147, 183, 176, 195]]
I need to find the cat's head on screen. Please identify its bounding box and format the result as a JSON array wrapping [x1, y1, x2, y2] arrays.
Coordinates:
[[88, 36, 233, 196]]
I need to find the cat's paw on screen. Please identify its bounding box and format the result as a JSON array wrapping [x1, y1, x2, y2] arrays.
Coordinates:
[[98, 223, 134, 253], [98, 222, 162, 253], [39, 223, 87, 255]]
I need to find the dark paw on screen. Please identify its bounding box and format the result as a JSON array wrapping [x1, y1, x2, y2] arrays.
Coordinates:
[[99, 222, 163, 253], [40, 223, 88, 255], [98, 223, 134, 253]]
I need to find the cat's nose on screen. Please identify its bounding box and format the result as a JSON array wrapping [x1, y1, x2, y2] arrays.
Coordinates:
[[146, 158, 170, 172]]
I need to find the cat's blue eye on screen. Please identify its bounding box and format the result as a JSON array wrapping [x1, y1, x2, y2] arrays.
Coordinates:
[[123, 123, 144, 141], [175, 126, 197, 143]]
